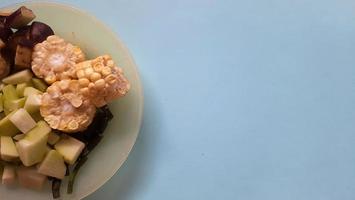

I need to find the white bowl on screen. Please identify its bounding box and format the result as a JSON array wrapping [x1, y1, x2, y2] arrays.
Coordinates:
[[0, 2, 143, 200]]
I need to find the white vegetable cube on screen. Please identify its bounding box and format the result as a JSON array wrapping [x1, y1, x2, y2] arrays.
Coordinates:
[[17, 166, 47, 190], [23, 87, 42, 97], [9, 108, 36, 133], [0, 93, 3, 112], [37, 150, 66, 179], [2, 165, 16, 185], [1, 136, 19, 161], [16, 121, 51, 166], [2, 70, 33, 85], [13, 134, 25, 141], [24, 94, 42, 114], [55, 136, 85, 165], [47, 132, 60, 145]]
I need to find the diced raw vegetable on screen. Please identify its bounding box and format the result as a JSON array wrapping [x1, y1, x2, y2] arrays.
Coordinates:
[[0, 111, 20, 136], [0, 93, 3, 112], [15, 40, 34, 69], [0, 112, 5, 120], [24, 94, 41, 114], [9, 108, 36, 133], [16, 81, 33, 97], [2, 84, 18, 100], [5, 6, 36, 29], [29, 21, 54, 43], [2, 70, 33, 84], [54, 136, 85, 165], [6, 26, 30, 54], [0, 136, 19, 161], [37, 150, 66, 179], [17, 166, 47, 190], [31, 78, 47, 92], [0, 21, 13, 41], [4, 98, 26, 115], [0, 54, 10, 80], [29, 111, 42, 122], [48, 132, 60, 146], [0, 11, 11, 17], [13, 133, 25, 141], [2, 165, 16, 185], [23, 87, 42, 97], [16, 121, 51, 166]]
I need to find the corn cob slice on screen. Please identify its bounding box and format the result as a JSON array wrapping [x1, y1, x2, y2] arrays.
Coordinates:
[[75, 55, 130, 107], [31, 35, 85, 84], [40, 80, 95, 133]]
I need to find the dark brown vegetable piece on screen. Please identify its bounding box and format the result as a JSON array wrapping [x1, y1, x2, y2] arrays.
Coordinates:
[[30, 21, 54, 43], [52, 178, 62, 199], [67, 156, 87, 194], [14, 39, 34, 69], [0, 21, 13, 41], [5, 6, 36, 29], [6, 26, 30, 53], [0, 53, 10, 80]]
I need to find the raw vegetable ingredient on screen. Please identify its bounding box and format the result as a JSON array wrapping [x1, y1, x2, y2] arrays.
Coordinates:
[[0, 136, 19, 161], [54, 135, 85, 165], [16, 121, 51, 166], [0, 54, 9, 79], [37, 150, 66, 179], [47, 131, 60, 145], [2, 84, 18, 100], [5, 6, 35, 29], [0, 111, 20, 136], [4, 97, 26, 115], [75, 55, 130, 107], [13, 133, 25, 141], [31, 77, 47, 92], [15, 39, 34, 69], [0, 93, 3, 112], [52, 178, 62, 199], [2, 69, 33, 84], [2, 165, 16, 185], [24, 93, 41, 114], [17, 166, 46, 190], [16, 81, 32, 97], [23, 86, 42, 96], [31, 35, 85, 84], [41, 80, 96, 132], [29, 21, 54, 44], [9, 108, 36, 133]]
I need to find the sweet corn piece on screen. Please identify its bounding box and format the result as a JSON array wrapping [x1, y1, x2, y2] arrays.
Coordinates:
[[31, 35, 85, 84], [40, 80, 96, 133], [75, 55, 130, 107]]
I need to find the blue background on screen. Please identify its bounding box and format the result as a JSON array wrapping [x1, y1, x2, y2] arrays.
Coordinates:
[[1, 0, 355, 199]]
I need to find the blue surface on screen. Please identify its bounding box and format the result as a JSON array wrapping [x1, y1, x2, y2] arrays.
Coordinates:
[[1, 0, 355, 199]]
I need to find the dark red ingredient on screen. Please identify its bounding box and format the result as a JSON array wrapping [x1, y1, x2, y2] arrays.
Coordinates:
[[5, 6, 35, 29], [29, 21, 54, 43]]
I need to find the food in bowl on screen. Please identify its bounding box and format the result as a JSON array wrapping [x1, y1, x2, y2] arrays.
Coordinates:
[[0, 6, 130, 198]]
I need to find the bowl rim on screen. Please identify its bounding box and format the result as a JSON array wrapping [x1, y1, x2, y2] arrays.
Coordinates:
[[2, 1, 144, 199]]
